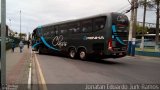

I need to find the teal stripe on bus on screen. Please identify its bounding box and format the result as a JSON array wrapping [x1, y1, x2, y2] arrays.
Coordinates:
[[32, 42, 41, 48], [112, 25, 126, 45], [40, 36, 60, 51]]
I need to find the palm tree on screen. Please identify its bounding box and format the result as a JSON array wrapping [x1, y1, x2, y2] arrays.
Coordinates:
[[139, 0, 159, 51], [139, 0, 153, 51], [136, 24, 148, 35], [19, 33, 27, 40], [154, 0, 159, 51]]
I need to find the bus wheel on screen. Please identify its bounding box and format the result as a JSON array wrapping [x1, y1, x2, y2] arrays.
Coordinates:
[[69, 48, 76, 59], [79, 49, 86, 60], [38, 47, 43, 54]]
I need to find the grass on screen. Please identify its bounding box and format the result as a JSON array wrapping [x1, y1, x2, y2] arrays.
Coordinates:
[[135, 47, 157, 52]]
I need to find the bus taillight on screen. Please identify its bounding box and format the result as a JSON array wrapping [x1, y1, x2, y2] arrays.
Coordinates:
[[108, 39, 113, 51]]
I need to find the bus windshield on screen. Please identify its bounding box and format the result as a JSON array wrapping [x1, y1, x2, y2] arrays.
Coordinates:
[[112, 13, 129, 26]]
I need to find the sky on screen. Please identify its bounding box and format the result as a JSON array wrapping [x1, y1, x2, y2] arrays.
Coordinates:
[[5, 0, 156, 34]]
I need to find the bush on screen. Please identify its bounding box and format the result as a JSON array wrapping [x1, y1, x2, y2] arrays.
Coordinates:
[[0, 36, 24, 51]]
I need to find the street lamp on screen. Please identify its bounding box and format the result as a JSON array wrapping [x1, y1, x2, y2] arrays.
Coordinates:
[[20, 10, 21, 40], [8, 19, 12, 37]]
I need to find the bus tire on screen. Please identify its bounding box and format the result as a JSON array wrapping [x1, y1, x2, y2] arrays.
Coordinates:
[[38, 47, 43, 54], [79, 49, 86, 60], [69, 48, 76, 59]]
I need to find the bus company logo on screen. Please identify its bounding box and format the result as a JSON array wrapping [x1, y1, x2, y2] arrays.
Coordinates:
[[83, 36, 104, 40], [117, 15, 126, 23], [52, 35, 67, 47]]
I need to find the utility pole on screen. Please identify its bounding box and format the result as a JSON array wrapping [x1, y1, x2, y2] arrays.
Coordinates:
[[128, 0, 134, 55], [1, 0, 6, 88], [131, 0, 138, 56], [9, 19, 11, 28], [20, 10, 21, 40], [128, 0, 138, 56]]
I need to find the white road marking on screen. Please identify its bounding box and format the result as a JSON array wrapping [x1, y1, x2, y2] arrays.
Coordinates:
[[28, 63, 32, 90], [35, 52, 48, 90], [28, 48, 33, 90]]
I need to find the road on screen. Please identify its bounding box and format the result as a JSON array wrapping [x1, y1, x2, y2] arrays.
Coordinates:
[[33, 53, 160, 90]]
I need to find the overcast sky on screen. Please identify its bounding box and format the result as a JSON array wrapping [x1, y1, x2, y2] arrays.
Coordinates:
[[6, 0, 156, 34]]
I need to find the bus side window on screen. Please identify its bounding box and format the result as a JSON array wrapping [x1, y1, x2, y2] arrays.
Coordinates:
[[73, 22, 80, 34], [47, 27, 51, 38], [55, 30, 59, 35], [60, 29, 67, 35], [69, 28, 73, 34], [45, 27, 49, 38], [68, 24, 72, 34], [59, 24, 67, 35], [68, 22, 80, 34], [61, 30, 64, 34], [80, 19, 92, 33], [50, 26, 55, 36], [54, 26, 59, 35], [93, 16, 106, 32], [51, 31, 54, 35], [43, 27, 47, 37]]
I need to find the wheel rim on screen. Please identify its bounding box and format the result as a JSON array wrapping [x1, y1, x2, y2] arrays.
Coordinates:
[[70, 50, 75, 58], [80, 51, 85, 59]]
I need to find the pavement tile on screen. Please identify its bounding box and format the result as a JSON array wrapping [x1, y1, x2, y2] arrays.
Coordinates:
[[6, 46, 31, 89]]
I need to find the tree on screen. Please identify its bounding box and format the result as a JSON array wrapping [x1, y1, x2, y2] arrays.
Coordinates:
[[19, 33, 27, 40], [138, 0, 153, 50], [9, 33, 15, 37], [155, 0, 159, 51], [138, 0, 159, 51], [15, 32, 18, 35], [136, 24, 148, 35]]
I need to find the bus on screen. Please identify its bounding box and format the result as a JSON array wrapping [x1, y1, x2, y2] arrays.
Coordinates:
[[32, 12, 129, 59]]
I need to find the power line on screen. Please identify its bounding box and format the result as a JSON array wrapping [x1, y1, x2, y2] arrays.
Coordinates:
[[128, 0, 132, 5], [116, 4, 130, 12]]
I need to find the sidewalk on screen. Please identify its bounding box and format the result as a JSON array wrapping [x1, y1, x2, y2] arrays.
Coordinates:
[[6, 45, 31, 89]]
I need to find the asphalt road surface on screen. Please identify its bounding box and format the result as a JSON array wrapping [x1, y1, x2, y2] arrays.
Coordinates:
[[34, 53, 160, 90]]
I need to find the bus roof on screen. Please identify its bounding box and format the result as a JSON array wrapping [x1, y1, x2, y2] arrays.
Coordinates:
[[37, 12, 121, 28]]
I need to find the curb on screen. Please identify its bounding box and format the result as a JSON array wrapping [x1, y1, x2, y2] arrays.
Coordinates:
[[135, 51, 160, 57]]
